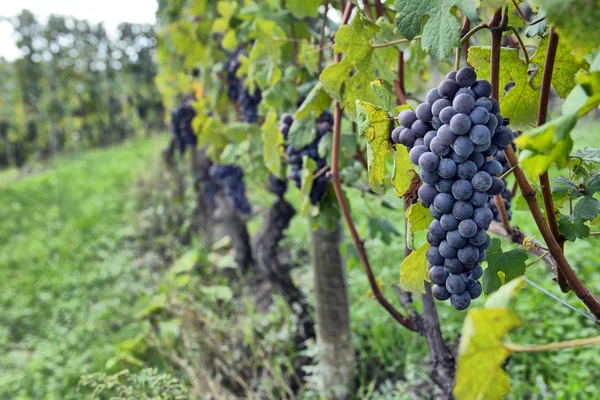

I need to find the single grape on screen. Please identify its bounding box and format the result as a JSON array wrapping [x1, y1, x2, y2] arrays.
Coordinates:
[[456, 87, 477, 100], [469, 152, 485, 168], [469, 228, 489, 246], [450, 113, 472, 135], [409, 145, 428, 165], [427, 246, 445, 265], [458, 219, 478, 238], [472, 171, 493, 192], [439, 240, 458, 258], [412, 120, 432, 138], [469, 190, 488, 207], [488, 177, 506, 195], [469, 106, 490, 125], [430, 137, 451, 157], [432, 99, 452, 117], [450, 292, 472, 310], [436, 124, 457, 146], [494, 126, 514, 149], [453, 200, 474, 220], [419, 152, 440, 172], [399, 128, 416, 147], [418, 183, 438, 207], [481, 160, 503, 177], [444, 257, 465, 274], [398, 109, 418, 127], [435, 178, 454, 194], [456, 67, 477, 88], [438, 79, 460, 99], [439, 106, 457, 125], [281, 113, 294, 125], [428, 220, 447, 242], [469, 125, 491, 145], [437, 158, 457, 179], [391, 126, 403, 143], [447, 229, 467, 248], [457, 161, 477, 180], [441, 213, 460, 231], [453, 94, 476, 114], [446, 70, 458, 80], [434, 193, 455, 214], [481, 234, 492, 250], [453, 136, 474, 157], [420, 169, 440, 185], [475, 97, 492, 111], [452, 179, 474, 201], [424, 130, 437, 148], [427, 88, 442, 105], [471, 264, 483, 280], [429, 266, 449, 285], [467, 281, 482, 299], [446, 274, 466, 294], [458, 244, 479, 265], [473, 206, 493, 230], [471, 79, 492, 98], [433, 284, 452, 300], [416, 103, 433, 122], [428, 231, 444, 246]]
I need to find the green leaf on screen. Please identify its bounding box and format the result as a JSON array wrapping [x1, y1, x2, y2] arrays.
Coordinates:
[[587, 175, 600, 195], [370, 79, 396, 115], [535, 0, 600, 59], [551, 176, 581, 199], [482, 238, 528, 295], [558, 216, 590, 241], [400, 243, 429, 294], [356, 101, 393, 193], [506, 0, 525, 31], [296, 83, 332, 121], [574, 197, 600, 221], [392, 144, 417, 197], [468, 46, 539, 129], [405, 201, 433, 243], [288, 116, 316, 149], [574, 147, 600, 163], [368, 216, 401, 244], [287, 0, 321, 18], [261, 111, 284, 178], [454, 277, 525, 400], [299, 157, 317, 217], [525, 9, 547, 37], [394, 0, 478, 60], [530, 35, 589, 98]]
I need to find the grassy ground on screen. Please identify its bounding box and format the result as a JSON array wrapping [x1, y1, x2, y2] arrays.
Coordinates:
[[0, 136, 167, 399]]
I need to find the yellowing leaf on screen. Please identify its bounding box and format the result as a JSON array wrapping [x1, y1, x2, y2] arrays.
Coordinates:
[[300, 157, 317, 216], [468, 46, 539, 129], [405, 202, 433, 238], [261, 111, 283, 177], [400, 243, 429, 294], [392, 145, 416, 197], [356, 101, 393, 194], [454, 277, 525, 400]]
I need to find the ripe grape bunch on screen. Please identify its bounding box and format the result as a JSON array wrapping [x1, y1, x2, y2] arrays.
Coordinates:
[[224, 48, 262, 123], [170, 101, 197, 154], [282, 112, 333, 205], [209, 164, 252, 215], [392, 67, 516, 310]]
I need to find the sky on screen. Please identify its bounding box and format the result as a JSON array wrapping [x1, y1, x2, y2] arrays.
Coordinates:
[[0, 0, 157, 60]]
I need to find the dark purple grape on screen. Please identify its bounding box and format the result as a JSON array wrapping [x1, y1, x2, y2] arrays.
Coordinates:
[[424, 130, 437, 148], [447, 229, 467, 248], [467, 281, 482, 299], [418, 183, 438, 207], [391, 126, 403, 143], [450, 291, 472, 310], [453, 136, 474, 157], [433, 284, 452, 300], [409, 145, 428, 165], [418, 152, 440, 171], [458, 219, 478, 238], [432, 99, 452, 117], [469, 190, 488, 207], [456, 67, 477, 88], [445, 257, 465, 274], [457, 160, 477, 180], [481, 160, 503, 177], [435, 178, 454, 194], [399, 109, 418, 127], [420, 169, 440, 185], [434, 193, 455, 214], [452, 179, 474, 201], [469, 228, 489, 246], [469, 152, 485, 168], [416, 103, 433, 122], [439, 106, 457, 124], [430, 266, 449, 285], [488, 176, 506, 195], [430, 137, 451, 157], [438, 79, 460, 99], [453, 200, 474, 220], [437, 124, 457, 146], [427, 246, 445, 265], [441, 213, 460, 231], [469, 106, 490, 125], [437, 158, 457, 179], [446, 274, 466, 294], [458, 244, 479, 265], [472, 80, 492, 98], [473, 206, 493, 230], [439, 240, 458, 258], [472, 171, 493, 192], [450, 113, 472, 135], [453, 94, 476, 114], [399, 128, 416, 147], [427, 88, 443, 105]]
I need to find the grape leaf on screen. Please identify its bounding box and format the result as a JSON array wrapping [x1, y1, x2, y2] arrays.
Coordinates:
[[468, 47, 539, 129], [370, 79, 396, 115], [534, 0, 600, 59], [574, 197, 600, 221], [574, 147, 600, 164], [394, 0, 478, 60], [506, 0, 525, 31], [587, 175, 600, 195], [525, 9, 547, 38], [296, 83, 332, 121], [399, 242, 429, 294], [287, 0, 321, 18], [392, 144, 416, 197], [530, 35, 589, 99], [288, 116, 316, 150], [551, 176, 582, 199], [482, 238, 528, 295], [558, 216, 590, 241], [356, 101, 393, 193], [247, 19, 285, 89], [405, 202, 433, 237], [454, 278, 525, 400], [368, 216, 401, 244], [261, 111, 284, 178]]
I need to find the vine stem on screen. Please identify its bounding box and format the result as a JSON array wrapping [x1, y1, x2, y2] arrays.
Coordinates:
[[371, 36, 422, 49], [330, 1, 418, 333], [393, 51, 407, 105], [506, 335, 600, 353], [460, 22, 489, 45], [511, 0, 547, 26], [536, 27, 569, 292], [489, 10, 513, 234], [506, 26, 530, 65], [317, 0, 329, 76]]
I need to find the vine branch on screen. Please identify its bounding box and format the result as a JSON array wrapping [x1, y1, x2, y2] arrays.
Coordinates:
[[506, 26, 530, 65], [506, 335, 600, 353], [330, 1, 418, 333], [371, 36, 422, 49]]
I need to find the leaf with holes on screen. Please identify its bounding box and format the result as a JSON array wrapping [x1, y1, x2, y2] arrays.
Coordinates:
[[482, 239, 528, 295]]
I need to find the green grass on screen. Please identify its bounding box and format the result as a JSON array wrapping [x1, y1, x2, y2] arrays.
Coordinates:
[[0, 136, 167, 399]]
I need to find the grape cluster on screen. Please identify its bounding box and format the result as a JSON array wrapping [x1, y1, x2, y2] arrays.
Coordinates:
[[268, 174, 288, 199], [209, 164, 252, 215], [393, 67, 515, 310], [225, 50, 242, 102], [239, 86, 262, 123], [224, 48, 262, 123], [170, 101, 197, 154], [282, 111, 333, 205]]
